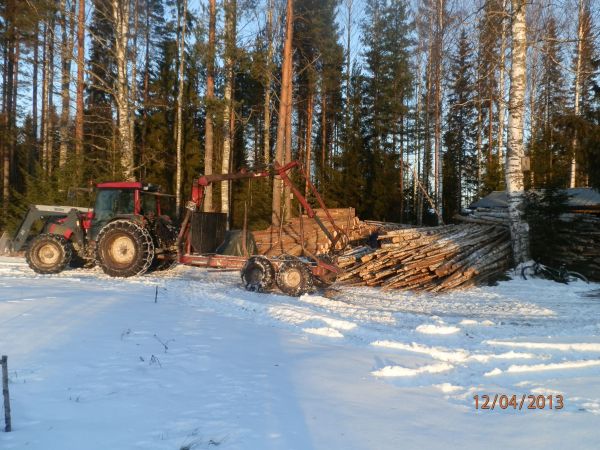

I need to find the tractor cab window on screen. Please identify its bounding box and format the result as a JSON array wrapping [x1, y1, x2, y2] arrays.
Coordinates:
[[94, 189, 135, 222], [140, 193, 157, 216]]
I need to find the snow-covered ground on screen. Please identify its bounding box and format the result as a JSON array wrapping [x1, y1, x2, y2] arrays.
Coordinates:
[[1, 256, 600, 449]]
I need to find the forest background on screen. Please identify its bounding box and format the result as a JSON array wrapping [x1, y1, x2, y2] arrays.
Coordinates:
[[1, 0, 599, 231]]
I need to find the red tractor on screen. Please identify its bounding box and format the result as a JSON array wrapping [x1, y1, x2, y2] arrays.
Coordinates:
[[6, 182, 177, 277]]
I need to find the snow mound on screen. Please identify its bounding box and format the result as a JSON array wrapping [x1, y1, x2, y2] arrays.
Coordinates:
[[371, 340, 469, 363], [303, 327, 344, 338], [372, 362, 454, 377], [486, 360, 600, 375], [416, 324, 460, 335], [485, 340, 600, 352]]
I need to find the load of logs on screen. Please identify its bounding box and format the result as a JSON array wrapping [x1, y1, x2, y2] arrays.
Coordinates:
[[252, 208, 382, 257], [337, 224, 512, 292]]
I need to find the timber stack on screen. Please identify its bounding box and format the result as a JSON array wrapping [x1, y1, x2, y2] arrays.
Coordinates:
[[253, 208, 383, 256], [545, 214, 600, 281], [337, 224, 511, 292]]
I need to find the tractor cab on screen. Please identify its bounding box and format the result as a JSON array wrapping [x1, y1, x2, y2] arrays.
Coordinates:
[[90, 182, 173, 241]]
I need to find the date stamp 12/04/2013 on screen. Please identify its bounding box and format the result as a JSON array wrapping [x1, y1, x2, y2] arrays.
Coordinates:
[[474, 394, 564, 411]]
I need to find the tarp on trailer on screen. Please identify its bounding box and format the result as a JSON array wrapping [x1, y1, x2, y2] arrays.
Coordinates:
[[215, 230, 258, 256]]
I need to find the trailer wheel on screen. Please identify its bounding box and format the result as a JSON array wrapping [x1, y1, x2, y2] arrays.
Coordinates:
[[241, 256, 275, 292], [276, 259, 313, 297], [26, 233, 72, 274], [96, 220, 155, 277]]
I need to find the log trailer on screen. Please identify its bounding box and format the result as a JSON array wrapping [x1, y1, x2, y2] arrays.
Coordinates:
[[177, 160, 346, 296]]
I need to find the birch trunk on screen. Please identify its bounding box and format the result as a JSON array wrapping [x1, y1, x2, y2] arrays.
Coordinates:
[[569, 0, 585, 188], [175, 0, 187, 216], [75, 0, 85, 162], [505, 0, 530, 264], [272, 0, 293, 228], [111, 0, 134, 180], [203, 0, 216, 212], [221, 0, 236, 216]]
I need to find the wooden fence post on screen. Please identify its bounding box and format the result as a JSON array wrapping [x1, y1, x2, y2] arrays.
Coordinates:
[[2, 355, 11, 432]]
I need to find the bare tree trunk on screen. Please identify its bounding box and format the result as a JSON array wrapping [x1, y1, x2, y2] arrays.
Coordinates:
[[75, 0, 85, 163], [433, 0, 444, 213], [304, 89, 314, 199], [570, 0, 585, 188], [32, 23, 39, 158], [140, 0, 151, 179], [272, 0, 293, 228], [175, 0, 187, 216], [221, 0, 236, 216], [284, 64, 292, 220], [44, 16, 56, 178], [497, 0, 508, 173], [58, 0, 75, 169], [262, 0, 274, 166], [506, 0, 530, 264], [203, 0, 216, 212], [111, 0, 134, 180], [130, 0, 139, 177]]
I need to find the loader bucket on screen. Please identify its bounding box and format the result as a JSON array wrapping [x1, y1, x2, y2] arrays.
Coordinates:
[[0, 231, 12, 256]]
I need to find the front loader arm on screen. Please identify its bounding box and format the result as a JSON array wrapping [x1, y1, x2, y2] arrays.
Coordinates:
[[10, 205, 90, 253]]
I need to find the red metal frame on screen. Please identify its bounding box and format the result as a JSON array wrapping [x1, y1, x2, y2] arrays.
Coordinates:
[[96, 182, 143, 189]]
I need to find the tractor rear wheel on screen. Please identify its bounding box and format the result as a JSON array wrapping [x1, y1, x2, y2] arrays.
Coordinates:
[[241, 256, 275, 292], [26, 233, 72, 274], [96, 220, 154, 277], [276, 259, 313, 297]]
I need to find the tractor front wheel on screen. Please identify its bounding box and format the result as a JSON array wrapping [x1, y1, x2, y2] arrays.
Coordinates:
[[96, 220, 154, 277], [26, 233, 73, 274]]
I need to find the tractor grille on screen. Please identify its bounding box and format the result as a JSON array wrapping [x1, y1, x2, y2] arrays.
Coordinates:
[[190, 212, 227, 253]]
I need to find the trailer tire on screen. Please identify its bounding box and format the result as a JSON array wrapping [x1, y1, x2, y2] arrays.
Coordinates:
[[241, 256, 275, 292], [26, 233, 72, 274], [276, 259, 314, 297], [96, 220, 154, 277]]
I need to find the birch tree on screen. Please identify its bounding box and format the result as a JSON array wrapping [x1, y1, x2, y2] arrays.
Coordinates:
[[221, 0, 236, 216], [111, 0, 134, 180], [505, 0, 530, 264], [203, 0, 216, 212], [569, 0, 588, 188]]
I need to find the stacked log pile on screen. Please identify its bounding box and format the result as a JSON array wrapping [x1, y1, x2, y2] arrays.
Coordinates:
[[337, 224, 512, 292], [454, 207, 509, 226], [252, 208, 383, 256], [455, 208, 600, 281], [547, 214, 600, 281]]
